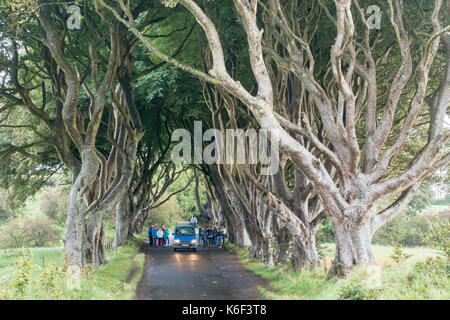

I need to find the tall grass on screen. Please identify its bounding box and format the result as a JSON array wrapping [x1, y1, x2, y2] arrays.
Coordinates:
[[0, 236, 145, 300], [227, 243, 448, 300]]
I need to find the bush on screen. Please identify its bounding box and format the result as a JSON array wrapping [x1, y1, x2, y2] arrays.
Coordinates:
[[372, 211, 447, 247], [9, 249, 33, 296], [406, 184, 434, 218], [39, 261, 65, 299], [40, 189, 67, 225], [403, 257, 450, 299], [316, 218, 334, 243], [24, 219, 61, 247], [0, 219, 61, 249], [338, 281, 379, 300], [147, 196, 182, 227], [390, 240, 412, 263], [422, 219, 449, 258], [317, 242, 334, 259], [0, 220, 29, 248]]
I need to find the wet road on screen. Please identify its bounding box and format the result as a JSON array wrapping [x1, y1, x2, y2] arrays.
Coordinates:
[[135, 246, 267, 300]]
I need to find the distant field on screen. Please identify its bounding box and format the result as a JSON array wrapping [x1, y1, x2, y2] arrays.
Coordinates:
[[0, 247, 64, 282], [420, 204, 450, 217], [321, 244, 439, 268]]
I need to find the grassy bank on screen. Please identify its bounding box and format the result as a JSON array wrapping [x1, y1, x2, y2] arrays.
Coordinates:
[[227, 243, 448, 300], [0, 236, 145, 300]]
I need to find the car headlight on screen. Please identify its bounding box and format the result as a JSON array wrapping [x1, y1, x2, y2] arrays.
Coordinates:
[[191, 239, 197, 244], [174, 239, 180, 243]]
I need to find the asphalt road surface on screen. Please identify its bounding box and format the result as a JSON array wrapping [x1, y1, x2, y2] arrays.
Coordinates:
[[135, 245, 267, 300]]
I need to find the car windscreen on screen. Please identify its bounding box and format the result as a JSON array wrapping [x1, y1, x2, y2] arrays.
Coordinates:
[[175, 228, 195, 236]]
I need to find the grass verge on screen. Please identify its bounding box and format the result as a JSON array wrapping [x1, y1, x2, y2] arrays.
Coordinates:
[[0, 235, 145, 300], [225, 242, 448, 300]]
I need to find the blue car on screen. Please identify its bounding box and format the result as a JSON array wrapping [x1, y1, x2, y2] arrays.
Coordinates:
[[173, 226, 197, 252]]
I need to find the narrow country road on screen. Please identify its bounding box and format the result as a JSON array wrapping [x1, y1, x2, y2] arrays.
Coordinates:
[[135, 245, 268, 300]]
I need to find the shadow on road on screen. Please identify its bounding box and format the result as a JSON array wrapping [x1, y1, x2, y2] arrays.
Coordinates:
[[135, 244, 268, 300]]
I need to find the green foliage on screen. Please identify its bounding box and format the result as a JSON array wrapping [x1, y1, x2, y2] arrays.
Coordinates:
[[0, 189, 14, 222], [231, 242, 447, 300], [390, 240, 412, 264], [168, 170, 206, 219], [146, 168, 208, 227], [431, 198, 450, 206], [0, 218, 61, 249], [40, 261, 59, 290], [402, 257, 450, 299], [39, 188, 68, 225], [0, 238, 145, 300], [408, 257, 449, 285], [0, 0, 38, 29], [148, 196, 182, 227], [338, 281, 378, 300], [422, 220, 450, 258], [0, 155, 61, 212], [373, 212, 432, 247], [24, 219, 61, 247], [0, 104, 60, 208], [39, 261, 65, 299], [0, 220, 29, 248], [317, 242, 334, 260], [161, 0, 179, 8], [406, 184, 434, 218], [9, 249, 33, 297], [316, 218, 334, 243]]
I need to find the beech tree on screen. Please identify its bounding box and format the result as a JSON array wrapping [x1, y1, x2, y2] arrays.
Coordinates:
[[111, 6, 200, 245], [105, 0, 449, 276], [198, 75, 327, 267], [0, 0, 148, 269], [186, 9, 328, 267], [0, 0, 199, 269]]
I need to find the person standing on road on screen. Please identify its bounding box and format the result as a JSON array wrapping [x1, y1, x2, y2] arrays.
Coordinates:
[[217, 228, 223, 247], [190, 216, 197, 228], [207, 227, 213, 246], [164, 227, 170, 246], [198, 227, 203, 246], [157, 228, 164, 247], [148, 225, 154, 247], [203, 227, 208, 246], [213, 227, 218, 246], [203, 227, 207, 246], [222, 228, 227, 246], [152, 226, 158, 247], [160, 225, 165, 245]]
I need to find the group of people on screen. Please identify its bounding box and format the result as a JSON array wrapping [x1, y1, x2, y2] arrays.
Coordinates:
[[148, 225, 170, 247], [147, 222, 227, 249], [199, 227, 226, 247], [189, 216, 198, 227]]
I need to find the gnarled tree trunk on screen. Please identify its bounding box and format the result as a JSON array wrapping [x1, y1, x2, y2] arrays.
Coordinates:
[[114, 196, 133, 247], [63, 148, 100, 267], [291, 230, 321, 270], [328, 213, 376, 277]]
